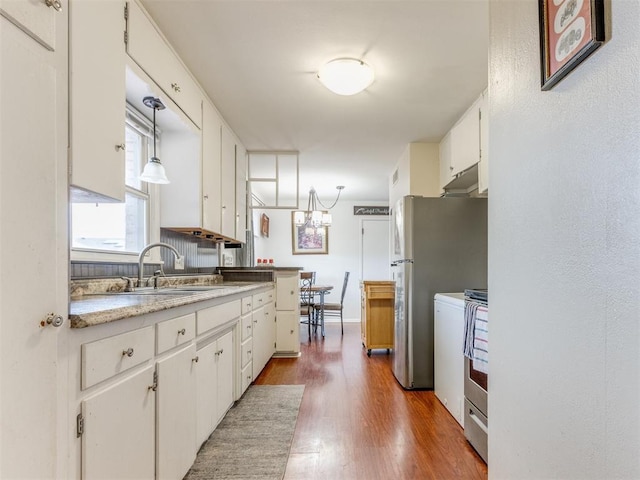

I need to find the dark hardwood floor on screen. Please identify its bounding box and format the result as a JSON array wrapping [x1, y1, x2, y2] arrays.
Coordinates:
[[254, 323, 488, 480]]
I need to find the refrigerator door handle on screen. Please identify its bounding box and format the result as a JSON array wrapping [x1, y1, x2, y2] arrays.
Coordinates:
[[395, 259, 414, 264]]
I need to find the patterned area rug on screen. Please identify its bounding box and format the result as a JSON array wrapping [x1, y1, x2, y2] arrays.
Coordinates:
[[185, 385, 305, 480]]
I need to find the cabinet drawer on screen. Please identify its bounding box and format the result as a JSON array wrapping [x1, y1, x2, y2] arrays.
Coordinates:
[[241, 338, 253, 368], [126, 1, 202, 127], [241, 313, 252, 341], [241, 362, 252, 394], [241, 296, 253, 315], [253, 290, 273, 309], [82, 326, 154, 389], [156, 313, 196, 354], [197, 300, 241, 335]]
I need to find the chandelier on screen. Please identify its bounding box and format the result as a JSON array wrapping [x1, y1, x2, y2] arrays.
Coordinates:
[[294, 186, 345, 228]]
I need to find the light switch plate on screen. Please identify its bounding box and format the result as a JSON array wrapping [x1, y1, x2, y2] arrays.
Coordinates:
[[175, 256, 185, 270]]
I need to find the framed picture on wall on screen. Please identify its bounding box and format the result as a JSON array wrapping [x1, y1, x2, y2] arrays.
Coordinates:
[[260, 213, 270, 237], [538, 0, 605, 91], [291, 213, 328, 255]]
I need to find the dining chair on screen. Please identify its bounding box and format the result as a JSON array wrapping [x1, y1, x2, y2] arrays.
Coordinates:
[[299, 272, 315, 339], [314, 271, 349, 335]]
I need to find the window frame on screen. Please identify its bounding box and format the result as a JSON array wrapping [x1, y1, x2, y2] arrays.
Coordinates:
[[70, 104, 160, 263]]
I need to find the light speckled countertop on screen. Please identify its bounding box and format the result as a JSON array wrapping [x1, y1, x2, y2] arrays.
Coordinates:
[[69, 278, 270, 329]]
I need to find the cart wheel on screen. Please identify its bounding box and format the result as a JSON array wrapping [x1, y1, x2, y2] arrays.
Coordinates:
[[367, 349, 372, 357]]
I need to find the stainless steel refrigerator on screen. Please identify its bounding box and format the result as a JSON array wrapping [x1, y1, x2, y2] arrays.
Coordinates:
[[391, 195, 487, 389]]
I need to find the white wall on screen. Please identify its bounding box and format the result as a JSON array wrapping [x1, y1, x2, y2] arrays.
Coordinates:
[[253, 200, 389, 322], [489, 1, 640, 478]]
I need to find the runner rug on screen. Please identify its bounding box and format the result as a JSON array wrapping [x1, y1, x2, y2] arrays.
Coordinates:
[[185, 384, 305, 480]]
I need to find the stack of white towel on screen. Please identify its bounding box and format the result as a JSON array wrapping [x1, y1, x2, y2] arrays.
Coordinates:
[[463, 300, 489, 374]]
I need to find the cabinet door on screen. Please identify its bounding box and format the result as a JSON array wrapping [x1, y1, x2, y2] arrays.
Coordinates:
[[235, 143, 247, 241], [215, 331, 234, 424], [0, 0, 57, 50], [439, 131, 453, 190], [275, 273, 299, 311], [126, 1, 201, 127], [82, 366, 155, 480], [156, 344, 197, 480], [195, 341, 217, 447], [478, 90, 489, 194], [202, 100, 222, 232], [69, 0, 126, 201], [1, 18, 66, 479], [251, 306, 265, 379], [220, 124, 236, 239], [450, 97, 481, 176], [264, 302, 277, 358], [275, 311, 299, 353]]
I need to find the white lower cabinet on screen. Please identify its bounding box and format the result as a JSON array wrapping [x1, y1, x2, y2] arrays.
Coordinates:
[[274, 271, 300, 355], [156, 343, 197, 480], [195, 330, 234, 447], [75, 290, 275, 479], [252, 292, 276, 380], [81, 366, 155, 480]]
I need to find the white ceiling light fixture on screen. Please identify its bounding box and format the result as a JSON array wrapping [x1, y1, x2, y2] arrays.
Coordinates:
[[317, 58, 375, 96], [139, 96, 170, 184], [294, 185, 345, 228]]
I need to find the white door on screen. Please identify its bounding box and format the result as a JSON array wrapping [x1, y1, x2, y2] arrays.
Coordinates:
[[1, 15, 67, 479], [360, 219, 391, 281], [215, 331, 234, 424]]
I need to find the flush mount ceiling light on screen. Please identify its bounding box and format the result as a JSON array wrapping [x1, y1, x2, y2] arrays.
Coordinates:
[[139, 96, 170, 184], [317, 58, 374, 96], [294, 186, 345, 228]]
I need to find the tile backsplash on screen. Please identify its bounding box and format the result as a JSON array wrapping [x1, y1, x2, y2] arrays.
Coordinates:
[[70, 229, 233, 279]]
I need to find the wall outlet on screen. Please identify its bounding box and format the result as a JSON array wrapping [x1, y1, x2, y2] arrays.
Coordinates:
[[223, 252, 234, 266], [175, 255, 185, 270]]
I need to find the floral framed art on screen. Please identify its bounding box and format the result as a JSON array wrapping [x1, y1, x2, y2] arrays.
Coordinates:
[[291, 213, 328, 255], [538, 0, 605, 91]]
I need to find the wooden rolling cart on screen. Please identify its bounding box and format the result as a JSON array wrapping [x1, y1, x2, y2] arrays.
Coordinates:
[[360, 281, 395, 356]]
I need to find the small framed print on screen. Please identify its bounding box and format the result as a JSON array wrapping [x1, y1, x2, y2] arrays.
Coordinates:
[[291, 213, 328, 255], [260, 213, 270, 237], [539, 0, 605, 91]]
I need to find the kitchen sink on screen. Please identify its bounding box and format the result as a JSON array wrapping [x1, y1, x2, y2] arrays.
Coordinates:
[[100, 285, 228, 296]]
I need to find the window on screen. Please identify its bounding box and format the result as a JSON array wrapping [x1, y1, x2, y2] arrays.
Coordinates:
[[71, 106, 155, 254]]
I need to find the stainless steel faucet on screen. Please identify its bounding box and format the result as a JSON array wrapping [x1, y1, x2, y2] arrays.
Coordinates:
[[138, 242, 182, 286]]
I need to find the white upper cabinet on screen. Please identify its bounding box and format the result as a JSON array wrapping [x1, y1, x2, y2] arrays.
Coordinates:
[[450, 96, 481, 177], [69, 0, 126, 202], [202, 100, 223, 233], [220, 124, 237, 239], [0, 0, 58, 50], [126, 0, 201, 128], [235, 143, 247, 241], [478, 89, 489, 194], [439, 92, 487, 194], [439, 132, 453, 192]]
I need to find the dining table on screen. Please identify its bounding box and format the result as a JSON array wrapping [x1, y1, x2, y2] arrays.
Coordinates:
[[306, 284, 333, 339]]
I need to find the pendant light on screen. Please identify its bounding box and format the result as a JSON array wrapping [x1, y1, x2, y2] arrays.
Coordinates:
[[294, 186, 345, 228], [139, 96, 170, 184]]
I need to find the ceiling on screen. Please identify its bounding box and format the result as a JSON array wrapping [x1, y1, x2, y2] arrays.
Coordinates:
[[140, 0, 489, 204]]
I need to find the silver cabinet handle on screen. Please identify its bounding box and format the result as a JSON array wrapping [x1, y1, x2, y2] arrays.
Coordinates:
[[203, 194, 209, 200], [122, 348, 134, 357], [171, 82, 181, 92], [178, 328, 186, 335], [247, 350, 252, 355], [115, 143, 125, 151], [45, 0, 62, 12], [41, 313, 64, 327], [192, 356, 199, 363]]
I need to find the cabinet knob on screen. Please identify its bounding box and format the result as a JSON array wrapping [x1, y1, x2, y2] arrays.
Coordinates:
[[115, 143, 125, 151], [192, 356, 199, 363], [45, 0, 62, 12], [171, 82, 181, 92], [290, 329, 294, 334], [178, 328, 186, 336], [122, 348, 134, 357], [203, 194, 209, 200], [449, 165, 454, 170], [41, 312, 64, 328]]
